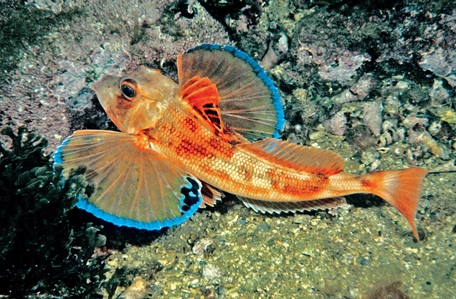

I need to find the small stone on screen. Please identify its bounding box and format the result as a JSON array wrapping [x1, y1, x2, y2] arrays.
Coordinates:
[[257, 222, 271, 231], [293, 214, 309, 224], [310, 218, 321, 226], [323, 111, 347, 136], [119, 276, 147, 299], [192, 238, 216, 255], [202, 264, 222, 280], [363, 101, 382, 136], [422, 281, 432, 292]]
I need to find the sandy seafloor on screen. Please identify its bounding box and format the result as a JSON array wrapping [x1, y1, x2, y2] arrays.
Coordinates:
[[1, 0, 456, 298]]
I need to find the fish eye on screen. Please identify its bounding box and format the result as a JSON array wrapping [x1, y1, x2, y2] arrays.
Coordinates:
[[120, 79, 137, 100]]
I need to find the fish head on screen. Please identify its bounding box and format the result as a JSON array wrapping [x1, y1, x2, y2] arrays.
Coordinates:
[[91, 66, 178, 134]]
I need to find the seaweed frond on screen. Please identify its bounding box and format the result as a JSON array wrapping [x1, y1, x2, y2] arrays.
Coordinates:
[[0, 126, 106, 298]]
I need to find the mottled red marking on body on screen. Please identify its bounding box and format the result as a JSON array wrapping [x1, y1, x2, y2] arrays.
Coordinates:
[[185, 116, 198, 132], [360, 178, 374, 188], [243, 169, 252, 182]]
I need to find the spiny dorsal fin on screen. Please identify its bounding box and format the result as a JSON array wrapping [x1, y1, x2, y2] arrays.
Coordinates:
[[177, 44, 284, 140], [178, 76, 224, 134], [178, 75, 243, 143], [239, 138, 345, 175], [178, 76, 221, 108], [238, 196, 347, 214]]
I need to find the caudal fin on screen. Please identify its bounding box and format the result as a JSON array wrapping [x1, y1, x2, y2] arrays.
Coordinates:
[[363, 168, 428, 241]]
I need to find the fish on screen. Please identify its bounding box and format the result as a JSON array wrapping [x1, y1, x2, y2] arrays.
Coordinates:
[[54, 44, 428, 240]]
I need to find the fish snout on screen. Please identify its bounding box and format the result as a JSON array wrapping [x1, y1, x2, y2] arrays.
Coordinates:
[[91, 75, 120, 96]]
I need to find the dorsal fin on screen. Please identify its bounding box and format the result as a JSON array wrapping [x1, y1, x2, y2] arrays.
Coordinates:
[[177, 44, 285, 140], [177, 76, 224, 134], [239, 138, 345, 175]]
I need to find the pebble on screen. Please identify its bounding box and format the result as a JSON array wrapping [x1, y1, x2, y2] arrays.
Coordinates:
[[192, 238, 216, 255], [119, 276, 147, 299], [202, 264, 223, 280]]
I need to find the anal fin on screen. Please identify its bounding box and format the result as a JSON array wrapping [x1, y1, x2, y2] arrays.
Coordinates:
[[238, 196, 347, 214]]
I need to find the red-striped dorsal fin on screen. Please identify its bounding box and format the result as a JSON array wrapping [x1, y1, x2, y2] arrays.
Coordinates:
[[177, 75, 242, 143], [177, 75, 223, 132], [177, 44, 285, 140], [239, 138, 345, 176]]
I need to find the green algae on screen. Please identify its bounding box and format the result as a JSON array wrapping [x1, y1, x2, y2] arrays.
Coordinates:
[[0, 127, 107, 298]]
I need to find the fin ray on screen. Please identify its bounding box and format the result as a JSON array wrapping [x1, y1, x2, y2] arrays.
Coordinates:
[[200, 182, 224, 208], [239, 196, 347, 214], [178, 76, 225, 135], [239, 138, 345, 175], [54, 130, 202, 230], [178, 44, 285, 140]]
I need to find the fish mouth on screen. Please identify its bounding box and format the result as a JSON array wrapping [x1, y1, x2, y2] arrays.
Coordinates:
[[90, 75, 122, 111]]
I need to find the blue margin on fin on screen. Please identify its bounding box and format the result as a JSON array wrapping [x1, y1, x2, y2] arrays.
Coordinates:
[[53, 136, 71, 165], [74, 176, 202, 230], [53, 136, 203, 231], [187, 44, 285, 138]]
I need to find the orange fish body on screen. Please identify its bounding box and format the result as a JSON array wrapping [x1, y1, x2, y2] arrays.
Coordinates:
[[55, 45, 427, 240]]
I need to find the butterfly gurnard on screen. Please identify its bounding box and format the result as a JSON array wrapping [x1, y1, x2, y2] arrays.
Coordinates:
[[54, 44, 428, 240]]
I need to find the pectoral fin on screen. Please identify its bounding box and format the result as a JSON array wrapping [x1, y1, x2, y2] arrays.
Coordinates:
[[54, 130, 202, 230]]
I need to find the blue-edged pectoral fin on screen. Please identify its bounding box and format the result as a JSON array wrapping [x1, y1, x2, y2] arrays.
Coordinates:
[[53, 130, 202, 230]]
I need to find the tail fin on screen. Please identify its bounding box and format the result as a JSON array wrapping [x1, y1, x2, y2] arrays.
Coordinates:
[[363, 168, 428, 241]]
